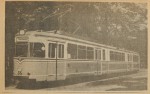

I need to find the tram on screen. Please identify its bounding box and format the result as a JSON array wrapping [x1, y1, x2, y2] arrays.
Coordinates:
[[13, 30, 140, 82]]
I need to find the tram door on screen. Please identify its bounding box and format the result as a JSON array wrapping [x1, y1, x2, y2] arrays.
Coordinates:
[[47, 42, 65, 81], [95, 49, 102, 75]]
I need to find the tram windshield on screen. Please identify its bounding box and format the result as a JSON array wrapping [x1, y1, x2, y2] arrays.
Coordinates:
[[15, 42, 45, 57], [15, 42, 28, 57]]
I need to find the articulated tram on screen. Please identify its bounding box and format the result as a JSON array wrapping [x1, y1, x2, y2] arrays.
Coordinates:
[[13, 30, 140, 82]]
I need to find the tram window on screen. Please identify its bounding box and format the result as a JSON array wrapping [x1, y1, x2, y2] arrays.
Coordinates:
[[117, 52, 120, 61], [49, 43, 56, 58], [120, 53, 122, 61], [110, 51, 125, 61], [58, 44, 64, 58], [118, 53, 121, 61], [102, 49, 105, 60], [110, 51, 114, 61], [68, 43, 77, 59], [30, 43, 45, 57], [133, 55, 138, 62], [78, 45, 86, 59], [15, 42, 28, 57], [128, 54, 132, 61], [110, 51, 117, 61], [98, 50, 101, 60], [95, 50, 101, 60], [95, 50, 97, 59], [115, 52, 118, 61], [122, 53, 125, 61], [128, 54, 130, 61], [87, 47, 94, 59]]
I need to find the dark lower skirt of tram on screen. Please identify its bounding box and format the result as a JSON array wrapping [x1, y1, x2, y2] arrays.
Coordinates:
[[16, 70, 139, 89]]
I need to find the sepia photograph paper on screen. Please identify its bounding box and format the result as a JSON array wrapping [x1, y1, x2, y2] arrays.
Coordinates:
[[0, 0, 149, 94]]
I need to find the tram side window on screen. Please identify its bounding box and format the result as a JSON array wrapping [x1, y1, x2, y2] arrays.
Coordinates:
[[67, 43, 77, 59], [95, 50, 97, 60], [58, 44, 64, 58], [122, 53, 125, 61], [128, 54, 132, 61], [110, 51, 125, 61], [128, 54, 130, 61], [95, 50, 101, 60], [103, 49, 105, 60], [110, 51, 117, 61], [118, 53, 122, 61], [133, 55, 138, 62], [87, 47, 94, 59], [78, 45, 86, 59], [49, 43, 57, 58], [30, 43, 45, 57], [98, 50, 101, 60], [110, 51, 114, 61]]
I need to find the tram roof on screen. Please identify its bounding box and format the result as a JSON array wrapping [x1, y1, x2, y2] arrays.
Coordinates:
[[16, 30, 139, 55]]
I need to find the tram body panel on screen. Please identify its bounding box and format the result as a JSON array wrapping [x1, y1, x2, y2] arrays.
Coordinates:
[[13, 59, 48, 81], [133, 62, 140, 70], [66, 60, 99, 77], [65, 60, 129, 77], [108, 62, 127, 70], [46, 60, 66, 81], [127, 63, 132, 71], [108, 62, 127, 73], [101, 61, 109, 74], [97, 60, 102, 75], [13, 59, 66, 81]]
